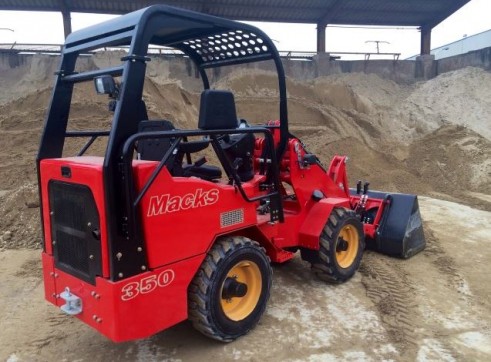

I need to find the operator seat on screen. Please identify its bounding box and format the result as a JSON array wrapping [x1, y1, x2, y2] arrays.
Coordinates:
[[198, 90, 239, 130], [137, 119, 222, 181], [199, 90, 255, 182], [137, 120, 176, 162]]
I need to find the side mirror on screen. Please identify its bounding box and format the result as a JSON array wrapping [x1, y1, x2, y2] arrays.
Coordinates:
[[94, 75, 117, 96]]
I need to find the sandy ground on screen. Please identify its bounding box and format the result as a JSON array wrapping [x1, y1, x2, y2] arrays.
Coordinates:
[[1, 54, 491, 361], [1, 197, 490, 362]]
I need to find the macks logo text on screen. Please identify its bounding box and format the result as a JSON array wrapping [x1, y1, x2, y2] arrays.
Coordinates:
[[147, 188, 219, 217]]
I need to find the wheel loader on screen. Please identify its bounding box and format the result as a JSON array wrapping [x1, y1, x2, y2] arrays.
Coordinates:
[[37, 5, 425, 342]]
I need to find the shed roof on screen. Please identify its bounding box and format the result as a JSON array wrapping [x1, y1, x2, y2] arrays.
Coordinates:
[[0, 0, 470, 28]]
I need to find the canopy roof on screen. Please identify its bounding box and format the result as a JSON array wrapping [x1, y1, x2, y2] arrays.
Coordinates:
[[0, 0, 470, 28], [64, 5, 279, 70]]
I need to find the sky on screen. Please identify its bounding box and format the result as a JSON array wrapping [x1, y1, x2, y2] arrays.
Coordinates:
[[0, 0, 489, 59]]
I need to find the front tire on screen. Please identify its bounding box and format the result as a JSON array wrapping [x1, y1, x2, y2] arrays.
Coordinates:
[[312, 207, 365, 283], [188, 236, 272, 342]]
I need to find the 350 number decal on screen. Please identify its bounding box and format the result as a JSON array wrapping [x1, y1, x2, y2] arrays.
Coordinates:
[[121, 269, 175, 301]]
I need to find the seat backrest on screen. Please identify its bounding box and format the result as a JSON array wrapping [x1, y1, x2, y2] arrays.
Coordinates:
[[137, 120, 175, 161], [198, 90, 238, 130]]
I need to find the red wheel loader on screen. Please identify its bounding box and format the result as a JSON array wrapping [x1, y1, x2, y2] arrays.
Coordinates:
[[37, 5, 425, 342]]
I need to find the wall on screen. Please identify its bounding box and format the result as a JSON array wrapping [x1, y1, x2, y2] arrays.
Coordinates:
[[1, 46, 490, 90], [205, 46, 491, 85], [437, 46, 491, 74], [153, 46, 491, 85], [407, 29, 491, 60]]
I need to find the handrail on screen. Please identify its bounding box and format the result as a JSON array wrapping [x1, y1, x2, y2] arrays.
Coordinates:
[[62, 66, 124, 82], [0, 43, 317, 59], [0, 43, 402, 60], [65, 130, 110, 137], [65, 130, 111, 156]]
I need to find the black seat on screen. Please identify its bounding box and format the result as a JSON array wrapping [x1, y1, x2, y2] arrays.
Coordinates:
[[198, 90, 238, 130], [137, 120, 176, 162], [137, 119, 222, 181], [198, 90, 255, 182]]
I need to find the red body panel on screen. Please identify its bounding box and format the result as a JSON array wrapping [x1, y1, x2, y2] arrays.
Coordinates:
[[255, 136, 351, 252], [42, 252, 57, 304], [133, 162, 263, 268], [42, 252, 202, 341]]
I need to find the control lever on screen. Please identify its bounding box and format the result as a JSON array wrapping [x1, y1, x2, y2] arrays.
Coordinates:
[[302, 154, 318, 166], [194, 156, 207, 167], [232, 158, 243, 170], [356, 180, 362, 194]]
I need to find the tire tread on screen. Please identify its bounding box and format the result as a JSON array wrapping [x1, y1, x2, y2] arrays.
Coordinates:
[[312, 208, 364, 284], [188, 236, 271, 342]]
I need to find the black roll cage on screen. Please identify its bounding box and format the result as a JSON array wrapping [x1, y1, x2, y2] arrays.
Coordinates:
[[37, 5, 291, 280]]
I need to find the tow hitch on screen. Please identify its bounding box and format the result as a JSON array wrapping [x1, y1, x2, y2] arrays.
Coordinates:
[[60, 287, 82, 315]]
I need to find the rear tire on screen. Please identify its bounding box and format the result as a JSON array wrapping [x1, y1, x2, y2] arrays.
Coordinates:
[[312, 207, 364, 283], [188, 236, 272, 342]]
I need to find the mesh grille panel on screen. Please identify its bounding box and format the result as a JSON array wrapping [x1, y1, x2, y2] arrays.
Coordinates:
[[56, 230, 90, 274], [182, 30, 270, 64], [49, 181, 102, 284], [220, 209, 244, 228]]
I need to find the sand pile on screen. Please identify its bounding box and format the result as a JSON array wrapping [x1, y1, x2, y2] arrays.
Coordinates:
[[216, 69, 490, 198], [0, 89, 49, 190], [0, 55, 61, 106], [406, 124, 491, 208], [143, 78, 199, 128], [396, 67, 491, 141], [0, 183, 41, 249], [215, 70, 385, 146], [0, 54, 490, 249]]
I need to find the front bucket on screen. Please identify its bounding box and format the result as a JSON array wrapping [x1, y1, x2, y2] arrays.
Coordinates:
[[369, 191, 426, 259]]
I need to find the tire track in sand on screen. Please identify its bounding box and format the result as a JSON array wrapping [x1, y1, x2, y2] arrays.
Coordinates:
[[359, 252, 420, 358], [423, 225, 473, 299]]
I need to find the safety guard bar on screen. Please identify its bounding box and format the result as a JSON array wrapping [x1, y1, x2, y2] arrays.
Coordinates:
[[65, 130, 111, 156]]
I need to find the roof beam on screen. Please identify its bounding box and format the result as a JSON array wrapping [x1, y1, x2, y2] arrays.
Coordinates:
[[66, 1, 326, 16], [423, 0, 470, 28], [317, 0, 344, 26], [0, 0, 473, 29], [325, 8, 439, 26], [0, 1, 325, 21]]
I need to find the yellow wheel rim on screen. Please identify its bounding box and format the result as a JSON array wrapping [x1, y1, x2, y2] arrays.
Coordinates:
[[220, 260, 262, 321], [335, 225, 359, 268]]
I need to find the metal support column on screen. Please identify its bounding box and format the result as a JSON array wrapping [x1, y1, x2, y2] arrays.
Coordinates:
[[317, 23, 326, 53], [420, 26, 432, 55], [62, 10, 72, 38]]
